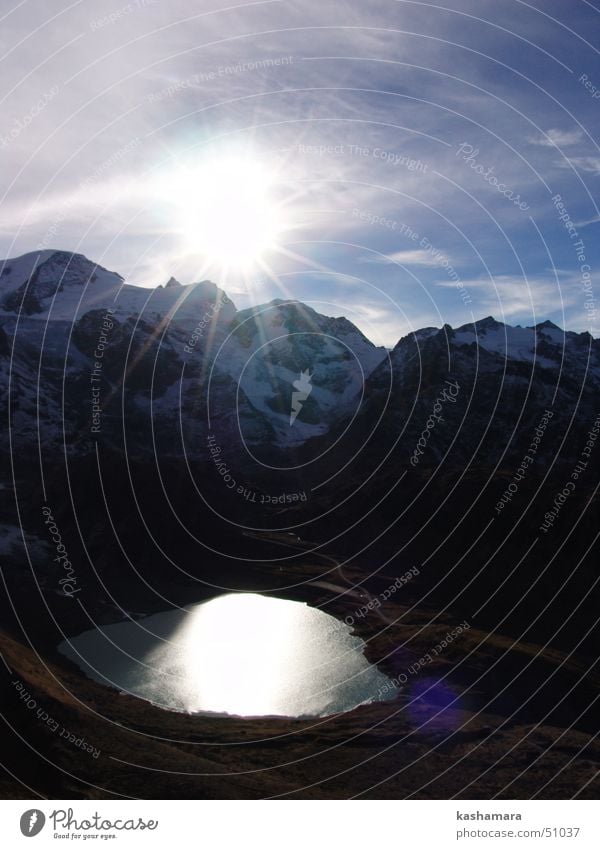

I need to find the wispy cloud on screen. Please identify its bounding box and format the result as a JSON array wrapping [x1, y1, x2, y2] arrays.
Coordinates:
[[435, 273, 580, 321], [528, 128, 584, 147], [362, 249, 453, 267], [574, 215, 600, 228], [558, 156, 600, 176]]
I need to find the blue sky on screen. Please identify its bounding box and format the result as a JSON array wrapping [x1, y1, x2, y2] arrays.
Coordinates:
[[1, 0, 599, 345]]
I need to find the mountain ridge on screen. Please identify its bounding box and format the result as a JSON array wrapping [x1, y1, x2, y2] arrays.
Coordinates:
[[1, 249, 598, 465], [2, 249, 596, 346]]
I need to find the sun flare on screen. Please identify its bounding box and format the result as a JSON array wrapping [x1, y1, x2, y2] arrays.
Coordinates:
[[162, 154, 287, 274]]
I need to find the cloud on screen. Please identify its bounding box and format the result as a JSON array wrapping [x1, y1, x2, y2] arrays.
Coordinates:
[[574, 215, 600, 228], [528, 128, 583, 147], [435, 273, 580, 321], [363, 249, 453, 267], [558, 156, 600, 176]]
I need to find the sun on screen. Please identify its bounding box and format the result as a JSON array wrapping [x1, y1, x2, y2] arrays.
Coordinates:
[[162, 153, 286, 274]]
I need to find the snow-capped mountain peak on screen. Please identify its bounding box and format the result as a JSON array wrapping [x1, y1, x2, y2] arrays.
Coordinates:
[[1, 249, 598, 461], [0, 250, 233, 324]]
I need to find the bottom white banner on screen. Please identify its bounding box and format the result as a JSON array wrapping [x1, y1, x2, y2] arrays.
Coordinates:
[[0, 800, 598, 847]]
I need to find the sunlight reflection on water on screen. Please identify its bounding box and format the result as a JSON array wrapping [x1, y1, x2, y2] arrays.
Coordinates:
[[60, 593, 398, 717]]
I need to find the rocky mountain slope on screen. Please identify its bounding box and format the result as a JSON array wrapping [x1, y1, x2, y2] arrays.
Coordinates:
[[2, 250, 598, 471], [0, 251, 387, 461], [1, 249, 598, 622], [0, 249, 598, 799]]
